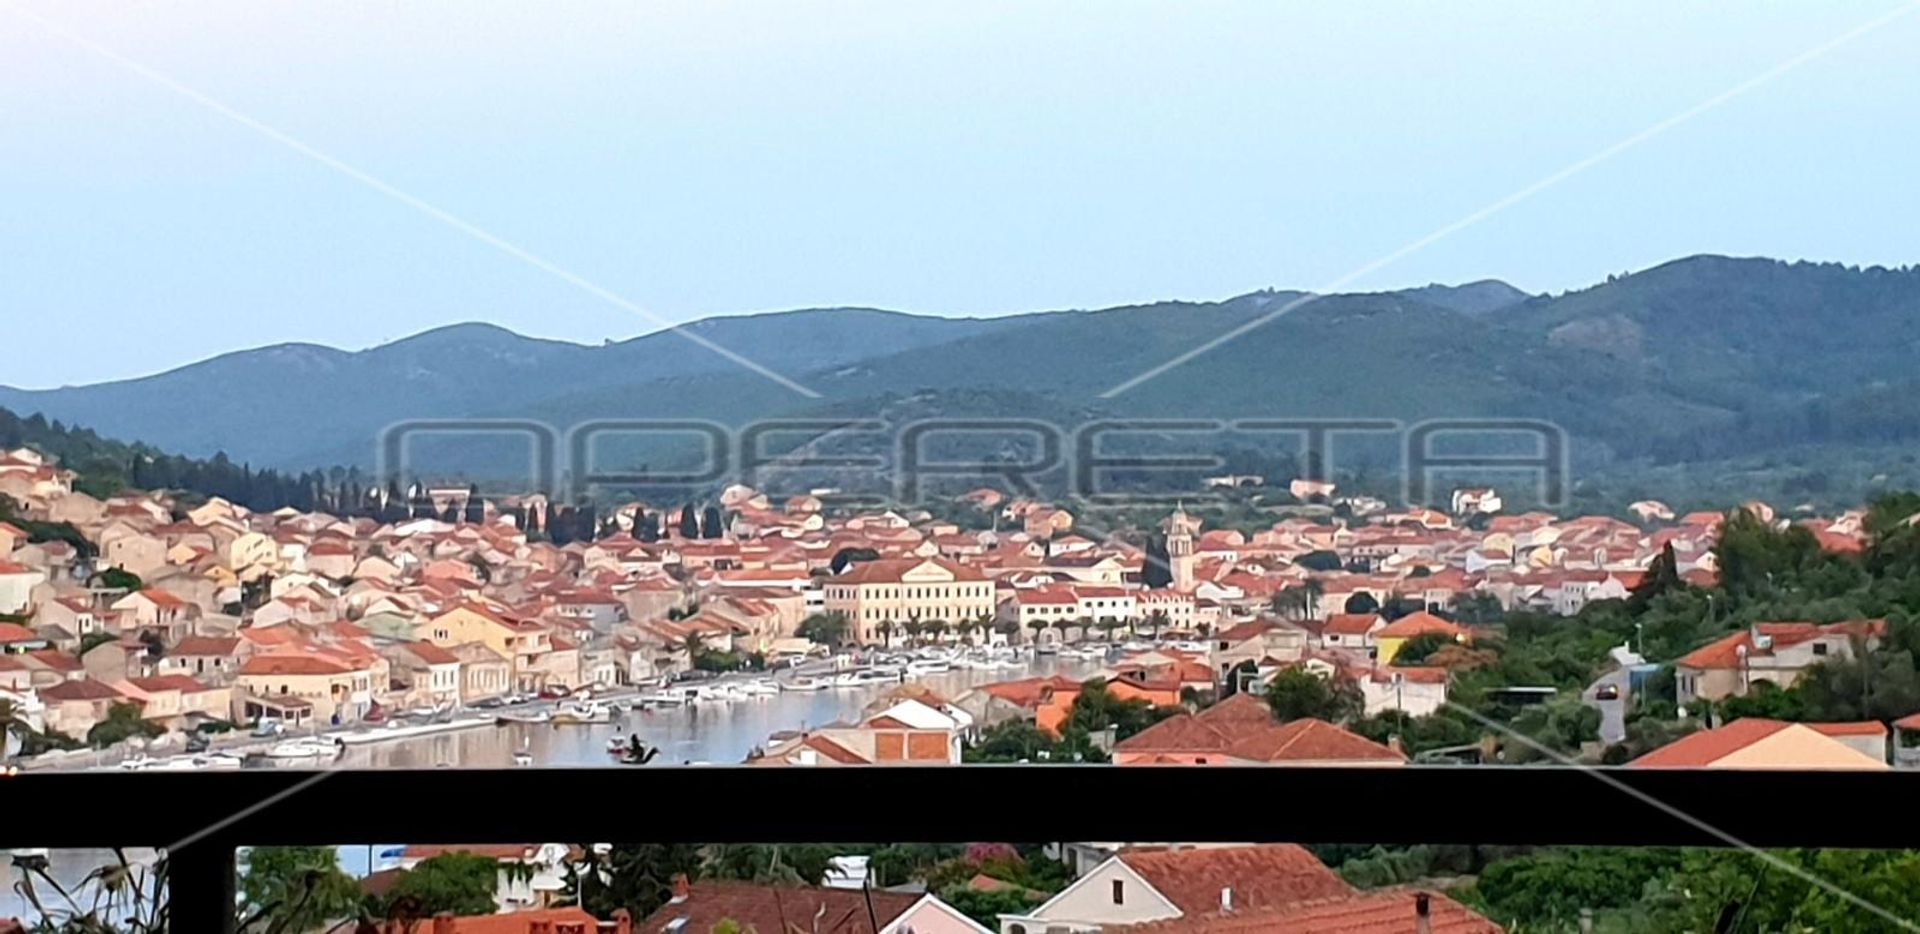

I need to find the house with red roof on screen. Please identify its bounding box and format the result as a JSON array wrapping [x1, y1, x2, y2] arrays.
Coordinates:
[[1316, 613, 1386, 652], [1372, 612, 1472, 665], [999, 844, 1494, 934], [1673, 620, 1884, 708], [38, 677, 127, 737], [640, 875, 949, 934], [1112, 692, 1402, 767], [1631, 718, 1889, 770], [1109, 889, 1500, 933], [235, 649, 375, 725]]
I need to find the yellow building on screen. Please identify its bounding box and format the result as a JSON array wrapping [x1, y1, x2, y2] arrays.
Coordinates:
[[1371, 611, 1472, 665], [423, 603, 563, 692], [823, 558, 995, 645], [236, 654, 372, 724]]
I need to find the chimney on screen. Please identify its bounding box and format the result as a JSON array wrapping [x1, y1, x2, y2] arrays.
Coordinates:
[[1413, 893, 1431, 934], [670, 872, 691, 904], [432, 912, 456, 934], [613, 909, 634, 934], [1386, 734, 1405, 756], [1219, 887, 1233, 913]]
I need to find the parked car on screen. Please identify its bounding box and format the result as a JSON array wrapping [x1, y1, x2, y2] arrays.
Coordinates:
[[1595, 683, 1621, 701]]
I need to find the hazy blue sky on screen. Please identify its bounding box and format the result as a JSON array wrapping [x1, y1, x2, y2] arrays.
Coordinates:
[[4, 2, 1918, 388]]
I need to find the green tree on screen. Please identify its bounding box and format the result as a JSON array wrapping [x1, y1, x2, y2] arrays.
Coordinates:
[[563, 843, 702, 920], [939, 886, 1044, 928], [796, 612, 849, 648], [86, 702, 164, 749], [95, 567, 143, 592], [384, 851, 501, 917], [237, 846, 361, 933], [1265, 668, 1362, 723], [1063, 679, 1174, 741]]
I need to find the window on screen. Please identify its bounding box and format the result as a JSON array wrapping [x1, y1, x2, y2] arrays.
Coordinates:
[[1112, 880, 1124, 904], [1814, 642, 1829, 656]]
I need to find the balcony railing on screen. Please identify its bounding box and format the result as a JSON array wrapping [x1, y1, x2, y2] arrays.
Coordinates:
[[5, 764, 1915, 932]]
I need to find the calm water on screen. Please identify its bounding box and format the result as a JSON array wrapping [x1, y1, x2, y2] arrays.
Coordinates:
[[333, 658, 1097, 769]]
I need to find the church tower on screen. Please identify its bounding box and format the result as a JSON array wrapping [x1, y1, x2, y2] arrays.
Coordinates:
[[1162, 505, 1200, 592]]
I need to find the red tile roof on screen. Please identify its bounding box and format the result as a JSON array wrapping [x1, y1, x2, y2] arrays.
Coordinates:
[[1625, 718, 1884, 768], [834, 557, 986, 584], [1114, 889, 1501, 933], [172, 636, 241, 656], [239, 654, 355, 676], [1118, 844, 1354, 916], [414, 907, 601, 933], [1116, 694, 1402, 764], [1374, 611, 1468, 640], [639, 881, 919, 934], [39, 678, 124, 702], [1322, 614, 1384, 636], [0, 623, 42, 643]]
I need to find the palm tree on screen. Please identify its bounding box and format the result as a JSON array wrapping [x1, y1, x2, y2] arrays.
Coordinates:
[[1145, 610, 1171, 639], [875, 619, 895, 648], [1051, 617, 1074, 645], [902, 617, 925, 646], [956, 618, 980, 646], [974, 612, 995, 638], [924, 619, 949, 644], [1026, 619, 1048, 646]]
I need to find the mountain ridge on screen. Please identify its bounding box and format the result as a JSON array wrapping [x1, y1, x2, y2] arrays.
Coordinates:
[[5, 255, 1916, 476]]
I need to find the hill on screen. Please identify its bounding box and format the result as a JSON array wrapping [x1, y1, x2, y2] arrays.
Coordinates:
[[6, 255, 1920, 508]]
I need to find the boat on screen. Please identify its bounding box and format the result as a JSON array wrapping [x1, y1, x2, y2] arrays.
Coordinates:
[[639, 690, 686, 706], [781, 676, 829, 692], [831, 670, 866, 687], [550, 701, 613, 725], [905, 658, 952, 675], [605, 737, 629, 753], [195, 753, 245, 769], [737, 679, 780, 697], [496, 710, 552, 725], [265, 738, 342, 760]]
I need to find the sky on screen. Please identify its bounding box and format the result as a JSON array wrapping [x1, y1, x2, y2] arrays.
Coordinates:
[[3, 1, 1918, 389]]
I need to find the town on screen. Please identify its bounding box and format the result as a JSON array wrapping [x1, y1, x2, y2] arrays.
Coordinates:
[[7, 439, 1920, 932]]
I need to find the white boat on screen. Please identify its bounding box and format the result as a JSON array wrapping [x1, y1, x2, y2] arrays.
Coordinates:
[[496, 709, 552, 725], [905, 659, 951, 676], [639, 690, 686, 706], [605, 737, 629, 753], [551, 701, 613, 724], [831, 671, 866, 688], [738, 679, 780, 697], [265, 738, 341, 760], [781, 676, 829, 692], [196, 753, 245, 769]]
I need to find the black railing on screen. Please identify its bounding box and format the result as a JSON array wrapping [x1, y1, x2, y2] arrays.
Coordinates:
[[7, 765, 1916, 932]]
